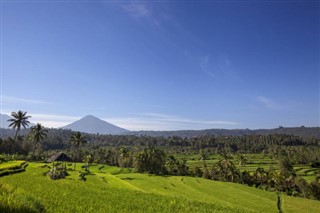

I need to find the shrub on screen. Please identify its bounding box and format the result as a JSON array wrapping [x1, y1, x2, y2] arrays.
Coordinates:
[[47, 169, 68, 180]]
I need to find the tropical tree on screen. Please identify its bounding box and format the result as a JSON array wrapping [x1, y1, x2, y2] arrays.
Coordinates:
[[254, 167, 268, 188], [8, 111, 31, 142], [69, 132, 87, 170], [176, 158, 189, 176], [199, 149, 209, 161], [135, 146, 166, 175], [118, 147, 130, 167], [217, 153, 238, 182], [237, 154, 248, 167], [166, 155, 177, 175], [28, 123, 48, 159]]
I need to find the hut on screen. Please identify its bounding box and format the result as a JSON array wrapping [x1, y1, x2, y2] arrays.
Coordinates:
[[47, 152, 72, 171]]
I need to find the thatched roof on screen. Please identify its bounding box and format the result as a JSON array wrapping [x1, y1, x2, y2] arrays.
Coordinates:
[[47, 152, 72, 163]]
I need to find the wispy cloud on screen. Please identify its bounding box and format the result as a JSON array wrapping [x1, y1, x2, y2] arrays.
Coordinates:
[[200, 55, 216, 78], [257, 96, 282, 110], [1, 96, 51, 105], [120, 1, 170, 27], [29, 113, 80, 128], [200, 55, 241, 81], [2, 111, 236, 131], [122, 2, 151, 18], [107, 113, 237, 131]]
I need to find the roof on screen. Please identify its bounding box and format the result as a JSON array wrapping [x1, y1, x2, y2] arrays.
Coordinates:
[[47, 152, 72, 163]]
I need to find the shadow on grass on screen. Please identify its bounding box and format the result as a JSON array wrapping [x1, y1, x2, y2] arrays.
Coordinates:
[[120, 177, 142, 181], [0, 206, 38, 213]]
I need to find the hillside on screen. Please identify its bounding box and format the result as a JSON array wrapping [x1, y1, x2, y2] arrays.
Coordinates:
[[0, 162, 319, 212], [0, 114, 12, 129], [128, 127, 320, 138], [61, 115, 129, 135]]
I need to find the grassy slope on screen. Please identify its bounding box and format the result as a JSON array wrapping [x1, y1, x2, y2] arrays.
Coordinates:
[[0, 161, 25, 170], [0, 162, 319, 213]]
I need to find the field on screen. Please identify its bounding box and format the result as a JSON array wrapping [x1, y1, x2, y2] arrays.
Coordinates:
[[178, 153, 320, 182], [0, 161, 319, 213]]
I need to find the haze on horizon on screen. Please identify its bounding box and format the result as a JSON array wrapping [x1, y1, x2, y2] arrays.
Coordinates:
[[1, 1, 319, 131]]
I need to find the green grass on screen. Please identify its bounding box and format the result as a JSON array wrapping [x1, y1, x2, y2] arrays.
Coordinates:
[[0, 161, 25, 171], [0, 162, 319, 213]]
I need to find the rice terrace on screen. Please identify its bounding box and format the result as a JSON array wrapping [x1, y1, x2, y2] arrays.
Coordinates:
[[1, 0, 320, 213], [0, 113, 319, 212]]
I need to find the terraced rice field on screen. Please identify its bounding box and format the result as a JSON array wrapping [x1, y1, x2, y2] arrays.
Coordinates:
[[0, 161, 319, 212]]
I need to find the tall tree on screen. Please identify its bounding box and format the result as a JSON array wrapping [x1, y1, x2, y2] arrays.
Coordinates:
[[166, 155, 177, 175], [29, 123, 48, 158], [254, 167, 267, 188], [118, 147, 129, 167], [69, 132, 87, 170], [8, 111, 31, 142], [217, 153, 238, 182], [237, 154, 248, 167]]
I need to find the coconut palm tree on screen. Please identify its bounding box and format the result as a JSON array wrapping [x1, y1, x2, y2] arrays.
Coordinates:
[[254, 167, 267, 188], [8, 111, 31, 142], [237, 154, 248, 167], [177, 159, 188, 176], [29, 123, 48, 158], [118, 147, 129, 167], [218, 153, 237, 182], [166, 155, 177, 174], [69, 132, 87, 170]]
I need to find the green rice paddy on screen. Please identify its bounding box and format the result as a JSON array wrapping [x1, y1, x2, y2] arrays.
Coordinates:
[[0, 161, 319, 212]]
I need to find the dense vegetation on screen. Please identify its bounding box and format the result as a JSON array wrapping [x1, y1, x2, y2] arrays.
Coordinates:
[[1, 161, 319, 213], [0, 111, 320, 212]]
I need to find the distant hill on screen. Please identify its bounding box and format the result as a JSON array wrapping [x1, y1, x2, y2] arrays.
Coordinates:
[[61, 115, 129, 135], [0, 113, 35, 129], [0, 113, 12, 128], [127, 127, 320, 138]]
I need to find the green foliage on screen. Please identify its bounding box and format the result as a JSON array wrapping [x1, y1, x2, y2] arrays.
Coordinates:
[[277, 193, 284, 213], [7, 111, 31, 143], [47, 169, 68, 180], [0, 161, 28, 177], [135, 147, 166, 175], [0, 162, 320, 212], [28, 123, 48, 158]]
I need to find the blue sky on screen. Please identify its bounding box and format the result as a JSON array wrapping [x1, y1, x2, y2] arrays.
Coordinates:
[[1, 1, 319, 130]]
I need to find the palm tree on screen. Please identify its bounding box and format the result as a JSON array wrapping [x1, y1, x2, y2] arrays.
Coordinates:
[[166, 155, 177, 174], [118, 147, 129, 167], [199, 149, 208, 161], [69, 132, 87, 170], [237, 154, 248, 167], [29, 123, 48, 158], [177, 159, 188, 176], [254, 167, 267, 188], [218, 153, 237, 182], [8, 111, 31, 142]]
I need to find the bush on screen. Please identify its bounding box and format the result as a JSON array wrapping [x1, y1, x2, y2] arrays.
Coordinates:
[[78, 171, 90, 181], [47, 169, 68, 180], [311, 161, 320, 168], [0, 163, 28, 177]]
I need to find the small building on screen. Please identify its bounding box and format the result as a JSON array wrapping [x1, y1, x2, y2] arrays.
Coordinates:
[[47, 152, 72, 171]]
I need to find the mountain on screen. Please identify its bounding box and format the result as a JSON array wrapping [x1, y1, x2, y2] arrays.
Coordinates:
[[61, 115, 129, 135], [0, 113, 12, 128]]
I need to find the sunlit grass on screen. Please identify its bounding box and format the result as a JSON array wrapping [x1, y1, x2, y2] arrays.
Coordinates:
[[0, 161, 319, 213], [0, 161, 25, 171]]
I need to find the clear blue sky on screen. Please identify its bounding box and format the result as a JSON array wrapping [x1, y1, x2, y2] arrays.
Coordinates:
[[1, 1, 319, 130]]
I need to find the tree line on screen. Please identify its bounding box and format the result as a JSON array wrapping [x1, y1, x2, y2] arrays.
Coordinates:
[[1, 111, 319, 201]]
